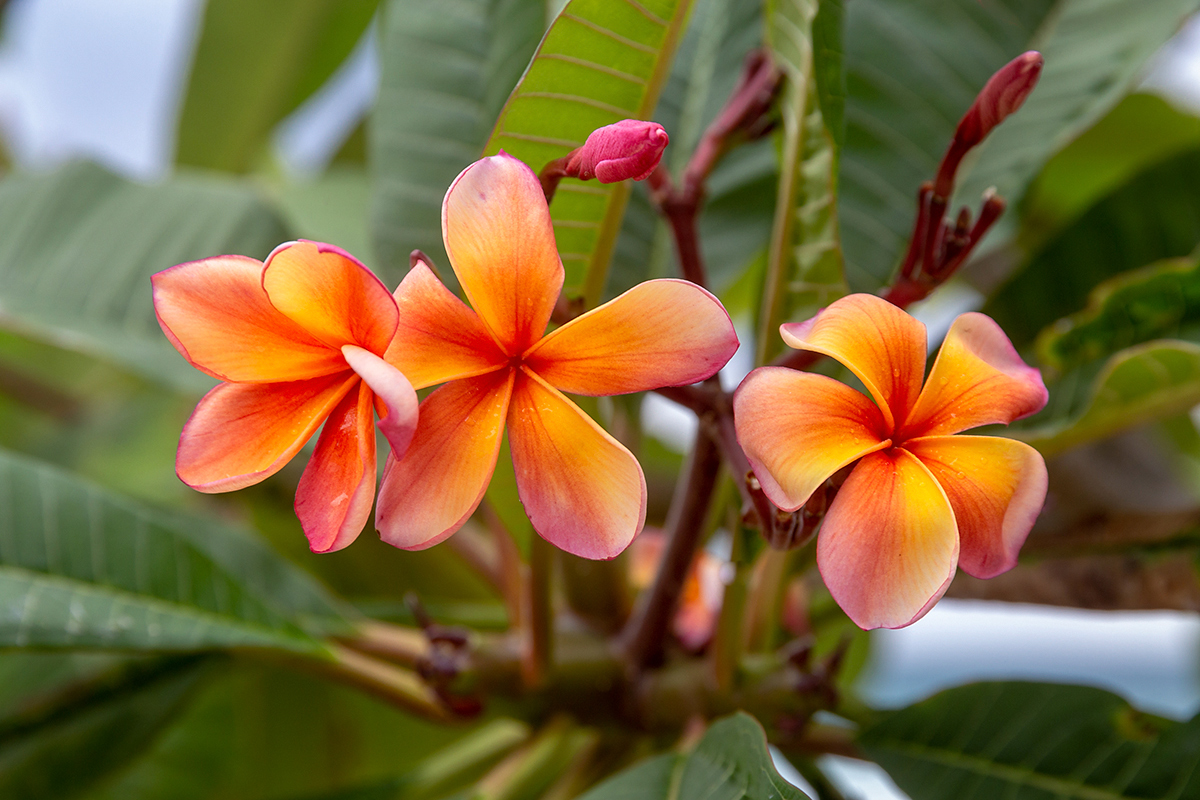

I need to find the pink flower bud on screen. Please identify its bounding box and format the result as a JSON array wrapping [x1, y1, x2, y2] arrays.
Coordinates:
[[566, 119, 669, 182], [955, 51, 1043, 147]]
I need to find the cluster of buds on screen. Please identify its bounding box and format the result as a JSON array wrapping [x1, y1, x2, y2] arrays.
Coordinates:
[[538, 119, 670, 201]]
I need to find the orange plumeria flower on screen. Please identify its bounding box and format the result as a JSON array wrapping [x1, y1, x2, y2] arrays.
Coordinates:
[[734, 294, 1049, 629], [629, 529, 724, 650], [153, 241, 418, 553], [375, 152, 739, 560]]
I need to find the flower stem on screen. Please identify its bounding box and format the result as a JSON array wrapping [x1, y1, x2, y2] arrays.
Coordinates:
[[523, 532, 554, 687]]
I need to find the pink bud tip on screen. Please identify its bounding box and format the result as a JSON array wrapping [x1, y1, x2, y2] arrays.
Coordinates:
[[956, 51, 1043, 147], [566, 119, 669, 183]]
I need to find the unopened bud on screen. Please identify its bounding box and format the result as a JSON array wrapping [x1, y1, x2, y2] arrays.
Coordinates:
[[955, 51, 1043, 147], [566, 119, 669, 182]]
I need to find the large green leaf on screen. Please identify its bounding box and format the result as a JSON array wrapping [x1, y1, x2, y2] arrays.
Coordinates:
[[757, 0, 846, 363], [985, 147, 1200, 349], [861, 681, 1200, 800], [576, 712, 811, 800], [369, 0, 546, 286], [176, 0, 380, 172], [0, 162, 291, 393], [484, 0, 695, 305], [839, 0, 1197, 292], [0, 447, 350, 653]]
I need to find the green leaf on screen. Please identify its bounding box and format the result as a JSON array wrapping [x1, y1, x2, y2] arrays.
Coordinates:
[[176, 0, 380, 172], [484, 0, 695, 306], [839, 0, 1198, 292], [0, 446, 350, 653], [0, 655, 210, 800], [860, 681, 1200, 800], [985, 147, 1200, 350], [576, 712, 811, 800], [369, 0, 546, 286], [757, 0, 846, 363], [0, 162, 291, 394]]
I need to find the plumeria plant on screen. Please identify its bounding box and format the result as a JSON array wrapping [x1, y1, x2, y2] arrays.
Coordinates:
[[0, 2, 1198, 799]]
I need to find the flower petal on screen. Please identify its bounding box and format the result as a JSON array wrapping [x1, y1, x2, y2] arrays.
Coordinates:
[[905, 435, 1047, 579], [524, 279, 739, 395], [385, 261, 507, 389], [153, 255, 343, 382], [442, 153, 563, 354], [734, 367, 889, 512], [376, 370, 514, 550], [177, 372, 358, 492], [261, 240, 398, 354], [901, 312, 1049, 437], [341, 345, 419, 457], [507, 368, 646, 560], [817, 449, 958, 630], [295, 380, 376, 553], [780, 294, 926, 430]]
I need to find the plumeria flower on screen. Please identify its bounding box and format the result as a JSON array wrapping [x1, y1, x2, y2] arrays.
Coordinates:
[[153, 241, 418, 553], [734, 294, 1048, 629], [376, 152, 738, 560], [629, 529, 724, 650]]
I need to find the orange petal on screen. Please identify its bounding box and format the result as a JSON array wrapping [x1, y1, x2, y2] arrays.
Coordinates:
[[734, 367, 889, 512], [153, 255, 343, 382], [177, 372, 358, 492], [442, 153, 563, 354], [376, 370, 515, 550], [817, 449, 958, 630], [342, 345, 419, 457], [525, 279, 739, 395], [507, 368, 646, 560], [261, 240, 398, 354], [295, 380, 376, 554], [905, 435, 1047, 579], [780, 294, 926, 430], [901, 312, 1049, 438], [385, 261, 507, 389]]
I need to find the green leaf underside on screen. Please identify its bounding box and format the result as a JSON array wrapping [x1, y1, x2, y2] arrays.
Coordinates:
[[0, 162, 291, 394], [577, 712, 811, 800], [484, 0, 695, 306], [176, 0, 380, 172], [0, 447, 348, 653], [861, 681, 1199, 800], [369, 0, 545, 287], [758, 0, 846, 364]]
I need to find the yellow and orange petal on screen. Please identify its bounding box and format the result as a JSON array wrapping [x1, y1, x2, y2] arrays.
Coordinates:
[[176, 372, 359, 493], [295, 381, 377, 554], [261, 240, 399, 355], [442, 153, 563, 354], [780, 294, 926, 430], [507, 369, 646, 560], [376, 370, 514, 551], [386, 261, 508, 389], [901, 312, 1048, 438], [734, 367, 890, 512], [525, 279, 738, 396], [153, 255, 344, 383], [817, 449, 958, 629], [906, 435, 1046, 579]]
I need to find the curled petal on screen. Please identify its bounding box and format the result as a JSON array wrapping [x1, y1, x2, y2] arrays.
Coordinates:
[[901, 312, 1048, 438], [262, 240, 398, 354], [734, 367, 889, 512], [442, 153, 563, 354], [525, 279, 738, 395], [153, 255, 342, 382], [341, 345, 419, 457], [177, 372, 358, 492], [817, 449, 958, 630], [780, 294, 926, 430], [296, 381, 376, 553], [508, 369, 646, 560], [906, 435, 1047, 579], [376, 370, 514, 550], [385, 261, 508, 389]]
